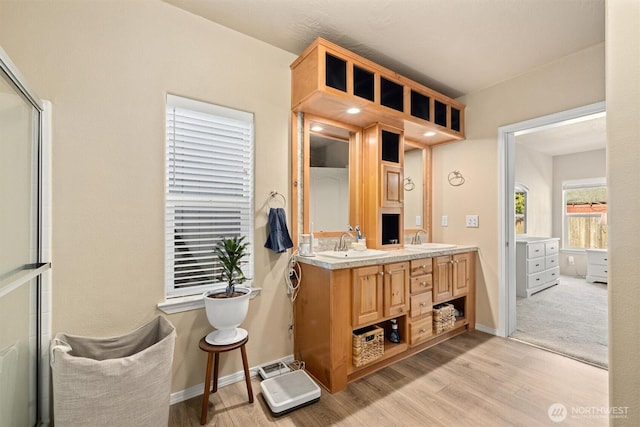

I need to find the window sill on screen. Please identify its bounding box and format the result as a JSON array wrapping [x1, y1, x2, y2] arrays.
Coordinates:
[[157, 287, 262, 315]]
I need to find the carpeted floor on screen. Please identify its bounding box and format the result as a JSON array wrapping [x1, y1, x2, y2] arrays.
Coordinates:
[[510, 275, 608, 368]]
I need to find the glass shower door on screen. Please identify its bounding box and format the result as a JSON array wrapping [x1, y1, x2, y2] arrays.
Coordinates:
[[0, 48, 48, 426]]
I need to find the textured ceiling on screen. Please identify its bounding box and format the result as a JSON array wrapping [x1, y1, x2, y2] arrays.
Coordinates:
[[164, 0, 605, 98], [164, 0, 606, 154]]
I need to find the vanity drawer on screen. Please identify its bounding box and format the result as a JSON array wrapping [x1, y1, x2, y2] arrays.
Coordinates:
[[527, 243, 545, 258], [409, 317, 433, 345], [410, 274, 432, 293], [527, 258, 545, 274], [410, 259, 432, 276], [410, 291, 432, 318]]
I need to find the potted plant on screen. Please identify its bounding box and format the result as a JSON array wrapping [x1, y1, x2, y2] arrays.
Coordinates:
[[203, 236, 252, 345]]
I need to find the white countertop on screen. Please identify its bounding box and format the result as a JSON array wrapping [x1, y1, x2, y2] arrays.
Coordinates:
[[295, 245, 478, 270]]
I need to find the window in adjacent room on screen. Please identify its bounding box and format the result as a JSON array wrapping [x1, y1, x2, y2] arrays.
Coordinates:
[[563, 178, 607, 250], [165, 94, 254, 298], [515, 184, 528, 235]]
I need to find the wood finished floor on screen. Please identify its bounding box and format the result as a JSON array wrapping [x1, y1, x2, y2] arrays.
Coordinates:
[[169, 331, 608, 426]]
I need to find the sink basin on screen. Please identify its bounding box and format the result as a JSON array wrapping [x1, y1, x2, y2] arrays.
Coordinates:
[[317, 249, 388, 259], [404, 243, 457, 251]]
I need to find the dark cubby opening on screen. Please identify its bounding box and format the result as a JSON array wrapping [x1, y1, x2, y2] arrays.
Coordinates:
[[451, 107, 461, 132], [410, 90, 430, 121], [380, 77, 404, 112], [381, 130, 400, 163], [353, 65, 375, 101], [434, 100, 447, 127], [381, 214, 400, 245], [325, 53, 347, 92]]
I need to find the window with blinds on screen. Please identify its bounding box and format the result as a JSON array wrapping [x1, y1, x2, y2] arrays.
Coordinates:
[[165, 94, 254, 298]]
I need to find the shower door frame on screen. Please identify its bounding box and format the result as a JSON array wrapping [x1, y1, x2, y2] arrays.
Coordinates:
[[0, 45, 51, 425]]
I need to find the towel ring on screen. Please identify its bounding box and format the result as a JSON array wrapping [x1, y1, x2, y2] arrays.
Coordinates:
[[404, 177, 415, 191], [268, 191, 286, 209], [448, 171, 466, 187]]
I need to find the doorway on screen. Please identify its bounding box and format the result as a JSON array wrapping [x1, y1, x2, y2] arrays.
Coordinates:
[[498, 102, 607, 366]]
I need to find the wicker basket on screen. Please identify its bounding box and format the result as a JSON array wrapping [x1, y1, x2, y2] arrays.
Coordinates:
[[352, 326, 384, 367], [433, 303, 455, 333]]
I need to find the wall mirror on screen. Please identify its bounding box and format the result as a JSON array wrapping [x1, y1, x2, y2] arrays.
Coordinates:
[[291, 114, 431, 244], [403, 140, 431, 237], [300, 115, 361, 237]]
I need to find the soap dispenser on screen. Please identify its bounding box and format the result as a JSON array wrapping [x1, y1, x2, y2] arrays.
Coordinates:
[[388, 319, 400, 343]]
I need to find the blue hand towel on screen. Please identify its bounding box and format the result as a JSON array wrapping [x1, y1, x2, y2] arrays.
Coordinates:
[[265, 207, 294, 253]]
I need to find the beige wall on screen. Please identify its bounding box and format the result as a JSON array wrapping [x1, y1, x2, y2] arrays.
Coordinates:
[[0, 1, 296, 393], [552, 149, 607, 275], [514, 143, 553, 238], [431, 42, 605, 330], [607, 0, 640, 424]]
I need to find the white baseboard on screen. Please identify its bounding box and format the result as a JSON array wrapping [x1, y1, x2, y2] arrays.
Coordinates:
[[475, 323, 499, 336], [170, 354, 294, 405]]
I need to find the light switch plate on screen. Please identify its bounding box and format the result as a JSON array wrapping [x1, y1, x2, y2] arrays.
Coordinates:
[[441, 215, 448, 227], [465, 215, 479, 228]]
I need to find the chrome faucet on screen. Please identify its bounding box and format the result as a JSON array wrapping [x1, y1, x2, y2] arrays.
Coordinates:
[[335, 231, 355, 251], [411, 229, 428, 245]]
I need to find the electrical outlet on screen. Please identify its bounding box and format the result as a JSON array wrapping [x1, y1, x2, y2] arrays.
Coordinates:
[[465, 215, 479, 228], [441, 215, 448, 227]]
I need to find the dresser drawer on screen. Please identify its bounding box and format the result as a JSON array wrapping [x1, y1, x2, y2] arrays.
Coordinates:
[[409, 317, 433, 345], [586, 250, 608, 265], [410, 291, 432, 318], [545, 267, 559, 283], [545, 241, 559, 256], [410, 259, 432, 276], [588, 264, 608, 277], [545, 255, 558, 270], [527, 258, 545, 274], [527, 243, 545, 258], [410, 275, 432, 293]]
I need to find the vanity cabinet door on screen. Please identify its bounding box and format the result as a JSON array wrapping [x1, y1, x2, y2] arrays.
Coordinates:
[[381, 164, 403, 208], [452, 253, 472, 297], [383, 262, 410, 317], [352, 265, 384, 327], [433, 256, 453, 302]]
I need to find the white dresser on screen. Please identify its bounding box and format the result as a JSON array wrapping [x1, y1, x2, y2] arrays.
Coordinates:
[[516, 237, 560, 297], [586, 249, 608, 284]]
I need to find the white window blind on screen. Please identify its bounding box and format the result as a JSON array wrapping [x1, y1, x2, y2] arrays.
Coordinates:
[[165, 94, 254, 298]]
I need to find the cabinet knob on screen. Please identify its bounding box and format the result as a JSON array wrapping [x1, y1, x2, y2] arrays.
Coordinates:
[[420, 302, 427, 307], [422, 264, 427, 269], [420, 282, 427, 287], [378, 272, 384, 276], [420, 328, 427, 333]]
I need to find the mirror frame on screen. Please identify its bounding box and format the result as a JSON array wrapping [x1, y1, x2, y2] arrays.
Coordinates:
[[402, 139, 432, 239], [291, 113, 362, 245]]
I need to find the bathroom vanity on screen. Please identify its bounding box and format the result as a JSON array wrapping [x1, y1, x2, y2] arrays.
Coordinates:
[[289, 38, 474, 393], [293, 246, 476, 393]]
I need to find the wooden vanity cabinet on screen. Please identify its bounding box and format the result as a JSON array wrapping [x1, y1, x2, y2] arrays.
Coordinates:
[[290, 37, 465, 145], [363, 123, 404, 249], [294, 251, 475, 393]]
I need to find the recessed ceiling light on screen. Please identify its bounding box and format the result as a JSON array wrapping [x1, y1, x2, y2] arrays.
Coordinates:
[[310, 125, 323, 132], [424, 131, 437, 137], [346, 107, 361, 114]]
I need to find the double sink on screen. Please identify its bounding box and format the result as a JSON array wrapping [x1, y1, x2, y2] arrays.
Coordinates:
[[316, 243, 457, 259]]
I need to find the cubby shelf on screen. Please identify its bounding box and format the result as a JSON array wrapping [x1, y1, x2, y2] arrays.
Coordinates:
[[291, 37, 465, 146]]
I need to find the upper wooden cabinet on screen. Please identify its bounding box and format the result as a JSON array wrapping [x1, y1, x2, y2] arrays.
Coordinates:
[[290, 37, 465, 145]]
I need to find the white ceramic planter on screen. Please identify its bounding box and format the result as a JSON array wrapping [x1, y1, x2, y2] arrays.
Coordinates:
[[203, 287, 251, 345]]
